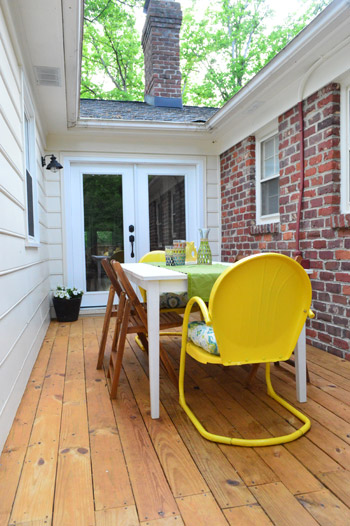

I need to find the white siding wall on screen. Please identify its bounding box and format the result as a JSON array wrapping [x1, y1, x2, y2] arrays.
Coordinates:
[[0, 6, 50, 453]]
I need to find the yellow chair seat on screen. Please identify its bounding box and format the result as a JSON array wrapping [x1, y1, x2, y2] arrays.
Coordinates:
[[186, 341, 222, 364]]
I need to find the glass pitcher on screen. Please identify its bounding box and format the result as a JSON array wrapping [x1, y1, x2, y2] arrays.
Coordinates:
[[197, 228, 212, 265]]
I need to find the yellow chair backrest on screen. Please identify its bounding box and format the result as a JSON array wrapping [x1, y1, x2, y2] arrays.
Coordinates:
[[208, 253, 312, 366], [138, 251, 165, 301], [139, 250, 165, 264]]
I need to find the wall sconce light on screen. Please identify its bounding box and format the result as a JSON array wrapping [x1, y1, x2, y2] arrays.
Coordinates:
[[41, 154, 63, 173]]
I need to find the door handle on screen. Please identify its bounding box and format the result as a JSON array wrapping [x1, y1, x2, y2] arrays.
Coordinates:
[[129, 234, 135, 258]]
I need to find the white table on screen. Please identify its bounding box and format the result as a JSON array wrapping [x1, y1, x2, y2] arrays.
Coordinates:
[[122, 262, 311, 419]]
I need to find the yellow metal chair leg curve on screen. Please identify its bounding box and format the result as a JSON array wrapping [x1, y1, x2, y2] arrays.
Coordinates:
[[179, 352, 311, 447]]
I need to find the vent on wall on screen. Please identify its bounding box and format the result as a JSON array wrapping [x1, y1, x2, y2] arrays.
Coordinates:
[[34, 66, 61, 87]]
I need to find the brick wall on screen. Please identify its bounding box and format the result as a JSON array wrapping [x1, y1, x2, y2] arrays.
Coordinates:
[[142, 0, 182, 101], [220, 82, 350, 359]]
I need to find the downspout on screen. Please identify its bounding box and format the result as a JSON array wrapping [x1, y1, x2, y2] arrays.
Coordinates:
[[294, 36, 350, 262], [294, 100, 305, 259]]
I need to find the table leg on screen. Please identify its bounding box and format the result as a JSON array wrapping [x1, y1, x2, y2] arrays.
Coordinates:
[[146, 282, 160, 418], [294, 324, 307, 403]]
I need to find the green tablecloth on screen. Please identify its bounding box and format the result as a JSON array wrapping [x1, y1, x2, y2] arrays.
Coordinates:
[[147, 262, 230, 302]]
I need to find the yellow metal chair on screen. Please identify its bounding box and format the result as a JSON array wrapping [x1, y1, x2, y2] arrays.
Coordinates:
[[179, 253, 314, 446]]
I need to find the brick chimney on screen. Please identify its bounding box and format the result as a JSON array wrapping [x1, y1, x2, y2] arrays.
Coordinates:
[[142, 0, 183, 108]]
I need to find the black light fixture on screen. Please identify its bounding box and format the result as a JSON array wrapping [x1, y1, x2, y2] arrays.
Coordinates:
[[41, 154, 63, 173]]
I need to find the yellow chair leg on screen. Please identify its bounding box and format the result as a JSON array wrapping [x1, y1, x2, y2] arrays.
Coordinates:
[[179, 351, 311, 447], [135, 334, 147, 352]]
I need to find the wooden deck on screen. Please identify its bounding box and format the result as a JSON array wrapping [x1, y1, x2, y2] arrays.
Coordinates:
[[1, 318, 350, 526]]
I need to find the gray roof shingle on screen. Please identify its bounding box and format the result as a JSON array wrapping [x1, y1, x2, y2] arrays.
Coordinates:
[[79, 99, 218, 124]]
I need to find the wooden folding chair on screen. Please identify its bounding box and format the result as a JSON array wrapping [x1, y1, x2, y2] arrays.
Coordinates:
[[96, 258, 183, 398]]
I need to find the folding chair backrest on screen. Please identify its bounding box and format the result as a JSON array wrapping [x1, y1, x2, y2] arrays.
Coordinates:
[[110, 260, 148, 329], [208, 253, 312, 366], [101, 258, 123, 298]]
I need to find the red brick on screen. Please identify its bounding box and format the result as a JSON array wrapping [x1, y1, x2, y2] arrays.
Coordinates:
[[333, 338, 349, 350], [335, 273, 350, 282], [335, 250, 350, 260]]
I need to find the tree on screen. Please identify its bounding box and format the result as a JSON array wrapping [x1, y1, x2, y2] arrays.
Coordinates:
[[180, 0, 330, 107], [81, 0, 144, 100], [81, 0, 330, 106]]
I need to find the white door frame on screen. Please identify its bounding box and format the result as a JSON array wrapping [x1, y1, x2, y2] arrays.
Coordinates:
[[63, 155, 205, 309]]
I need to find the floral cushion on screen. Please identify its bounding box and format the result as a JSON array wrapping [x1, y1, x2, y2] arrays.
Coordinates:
[[159, 292, 188, 310], [187, 321, 219, 356]]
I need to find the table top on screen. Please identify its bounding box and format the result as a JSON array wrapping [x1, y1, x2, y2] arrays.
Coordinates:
[[122, 262, 186, 282], [122, 261, 313, 279]]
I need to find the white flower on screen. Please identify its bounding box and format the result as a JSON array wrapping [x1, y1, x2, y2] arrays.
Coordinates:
[[53, 285, 83, 299]]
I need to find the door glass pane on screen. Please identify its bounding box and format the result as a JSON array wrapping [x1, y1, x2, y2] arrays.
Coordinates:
[[83, 173, 124, 292], [148, 175, 186, 250]]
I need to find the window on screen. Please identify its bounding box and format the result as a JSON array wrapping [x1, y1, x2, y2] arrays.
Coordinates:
[[340, 83, 350, 213], [23, 80, 39, 243], [256, 132, 280, 224]]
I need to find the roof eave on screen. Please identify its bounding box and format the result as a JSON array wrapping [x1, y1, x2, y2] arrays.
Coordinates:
[[75, 117, 212, 134]]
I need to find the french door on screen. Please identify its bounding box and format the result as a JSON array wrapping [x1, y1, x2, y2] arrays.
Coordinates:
[[65, 161, 202, 308]]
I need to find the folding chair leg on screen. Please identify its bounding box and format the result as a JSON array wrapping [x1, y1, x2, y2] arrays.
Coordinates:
[[246, 363, 260, 387], [159, 342, 178, 387], [109, 301, 131, 399], [134, 332, 176, 384], [97, 285, 115, 369], [111, 292, 126, 353]]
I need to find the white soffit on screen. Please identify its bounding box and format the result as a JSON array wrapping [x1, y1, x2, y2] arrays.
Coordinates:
[[34, 66, 61, 87], [6, 0, 68, 134]]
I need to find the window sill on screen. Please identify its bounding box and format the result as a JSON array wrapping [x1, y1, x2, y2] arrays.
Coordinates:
[[250, 223, 280, 235], [25, 241, 40, 249], [331, 214, 350, 229]]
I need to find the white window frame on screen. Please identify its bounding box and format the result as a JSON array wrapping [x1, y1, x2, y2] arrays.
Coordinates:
[[340, 80, 350, 213], [256, 124, 280, 225], [23, 78, 39, 244]]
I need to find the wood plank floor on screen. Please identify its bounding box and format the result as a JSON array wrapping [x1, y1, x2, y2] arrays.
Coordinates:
[[1, 317, 350, 526]]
